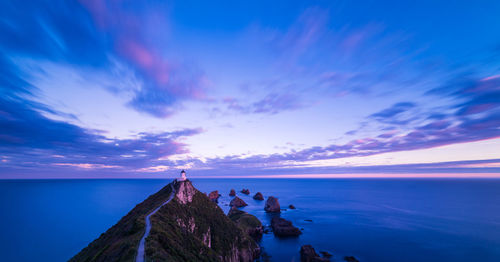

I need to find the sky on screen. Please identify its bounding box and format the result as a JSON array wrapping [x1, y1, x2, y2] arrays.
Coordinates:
[[1, 0, 500, 178]]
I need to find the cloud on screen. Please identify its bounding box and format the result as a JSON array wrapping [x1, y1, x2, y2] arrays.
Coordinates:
[[0, 0, 206, 118], [196, 102, 499, 171], [183, 158, 500, 177], [0, 92, 202, 174], [222, 93, 304, 115], [371, 102, 417, 118]]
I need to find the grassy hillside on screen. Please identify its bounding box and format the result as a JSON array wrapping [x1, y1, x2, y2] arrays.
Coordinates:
[[70, 180, 259, 262], [70, 183, 174, 262]]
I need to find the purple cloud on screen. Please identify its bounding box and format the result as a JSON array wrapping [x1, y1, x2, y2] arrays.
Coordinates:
[[0, 0, 207, 118], [0, 92, 202, 174], [222, 93, 304, 115], [190, 158, 500, 177], [371, 102, 417, 118], [195, 102, 499, 171]]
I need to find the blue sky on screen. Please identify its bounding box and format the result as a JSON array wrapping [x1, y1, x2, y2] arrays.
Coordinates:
[[1, 0, 499, 178]]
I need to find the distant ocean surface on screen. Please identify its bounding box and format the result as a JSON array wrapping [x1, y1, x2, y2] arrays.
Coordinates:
[[1, 178, 500, 262]]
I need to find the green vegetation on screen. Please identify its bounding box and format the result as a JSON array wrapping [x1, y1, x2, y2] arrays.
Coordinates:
[[70, 180, 259, 262], [228, 208, 263, 239], [70, 183, 173, 262], [146, 182, 259, 261]]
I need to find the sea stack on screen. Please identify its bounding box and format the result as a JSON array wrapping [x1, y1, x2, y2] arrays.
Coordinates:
[[253, 192, 264, 200], [264, 196, 281, 213], [271, 217, 302, 237], [229, 189, 236, 196], [208, 190, 220, 203], [230, 196, 248, 207], [300, 245, 330, 262]]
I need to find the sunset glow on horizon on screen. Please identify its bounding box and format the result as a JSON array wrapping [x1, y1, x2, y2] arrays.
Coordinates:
[[1, 0, 500, 178]]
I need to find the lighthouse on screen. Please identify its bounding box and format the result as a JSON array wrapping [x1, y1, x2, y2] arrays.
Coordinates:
[[178, 170, 187, 182]]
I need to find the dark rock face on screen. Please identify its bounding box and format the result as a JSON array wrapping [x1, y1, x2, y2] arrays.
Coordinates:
[[253, 192, 264, 200], [344, 256, 359, 262], [70, 180, 259, 262], [229, 189, 236, 196], [264, 196, 281, 213], [271, 217, 302, 237], [241, 189, 250, 195], [320, 251, 332, 258], [230, 196, 248, 207], [208, 190, 220, 203], [300, 245, 330, 262], [289, 204, 296, 209], [228, 207, 263, 240]]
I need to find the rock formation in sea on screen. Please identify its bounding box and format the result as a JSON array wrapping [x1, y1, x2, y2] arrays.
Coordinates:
[[229, 189, 236, 196], [289, 204, 296, 209], [300, 245, 330, 262], [253, 192, 264, 200], [241, 189, 250, 195], [208, 190, 220, 203], [70, 180, 259, 262], [344, 256, 359, 262], [320, 251, 332, 258], [230, 196, 248, 207], [271, 217, 302, 237], [264, 196, 281, 213], [228, 206, 263, 240]]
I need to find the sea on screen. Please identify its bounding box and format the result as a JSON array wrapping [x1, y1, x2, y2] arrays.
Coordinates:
[[1, 178, 499, 262]]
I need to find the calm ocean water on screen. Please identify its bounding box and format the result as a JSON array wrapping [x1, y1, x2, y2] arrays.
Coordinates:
[[0, 178, 499, 262]]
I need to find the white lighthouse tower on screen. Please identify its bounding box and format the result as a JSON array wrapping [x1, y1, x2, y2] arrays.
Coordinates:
[[177, 170, 187, 182]]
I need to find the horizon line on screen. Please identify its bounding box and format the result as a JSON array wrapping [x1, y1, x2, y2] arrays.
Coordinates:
[[2, 173, 500, 180]]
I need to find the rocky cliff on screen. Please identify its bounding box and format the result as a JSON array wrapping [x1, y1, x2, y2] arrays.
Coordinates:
[[70, 180, 259, 262]]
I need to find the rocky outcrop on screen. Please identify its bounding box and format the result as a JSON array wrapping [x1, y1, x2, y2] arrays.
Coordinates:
[[70, 180, 259, 262], [241, 189, 250, 195], [264, 196, 281, 213], [344, 256, 359, 262], [228, 207, 263, 240], [253, 192, 264, 200], [289, 204, 296, 209], [229, 189, 236, 196], [230, 196, 248, 207], [208, 190, 220, 203], [271, 217, 302, 237], [320, 251, 332, 259], [300, 245, 330, 262], [175, 179, 196, 204]]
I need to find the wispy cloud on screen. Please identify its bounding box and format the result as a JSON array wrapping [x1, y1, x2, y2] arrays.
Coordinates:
[[222, 93, 304, 115], [194, 74, 500, 172], [0, 0, 207, 118], [0, 91, 202, 174]]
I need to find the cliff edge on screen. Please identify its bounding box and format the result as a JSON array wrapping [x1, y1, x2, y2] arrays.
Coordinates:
[[70, 180, 259, 262]]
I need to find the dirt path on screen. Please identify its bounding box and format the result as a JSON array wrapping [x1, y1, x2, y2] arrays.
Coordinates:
[[136, 183, 175, 262]]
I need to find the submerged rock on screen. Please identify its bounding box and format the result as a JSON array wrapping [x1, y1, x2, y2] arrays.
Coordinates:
[[241, 189, 250, 195], [320, 251, 332, 258], [289, 204, 296, 209], [229, 189, 236, 196], [271, 217, 302, 237], [300, 245, 330, 262], [228, 207, 263, 240], [253, 192, 264, 200], [230, 196, 248, 207], [264, 196, 281, 213], [344, 256, 359, 262], [208, 190, 220, 203]]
